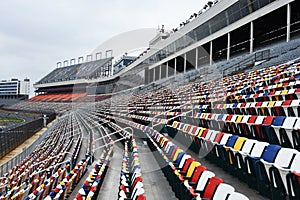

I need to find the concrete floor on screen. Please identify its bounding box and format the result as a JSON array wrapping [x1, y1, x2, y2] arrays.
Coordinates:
[[136, 140, 177, 200]]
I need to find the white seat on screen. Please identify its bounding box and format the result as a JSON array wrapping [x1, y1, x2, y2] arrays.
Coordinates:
[[245, 142, 269, 174], [233, 139, 257, 169], [270, 152, 300, 192], [195, 171, 215, 192], [219, 134, 232, 145], [212, 183, 235, 200], [281, 117, 298, 147], [178, 154, 191, 169]]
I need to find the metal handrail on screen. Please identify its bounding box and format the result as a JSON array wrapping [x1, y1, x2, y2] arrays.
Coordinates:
[[93, 137, 127, 152], [93, 127, 133, 142], [151, 102, 193, 128]]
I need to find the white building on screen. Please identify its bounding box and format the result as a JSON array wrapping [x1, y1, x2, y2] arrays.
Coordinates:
[[0, 78, 30, 105]]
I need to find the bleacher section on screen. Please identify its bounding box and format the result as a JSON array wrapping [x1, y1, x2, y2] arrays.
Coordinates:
[[84, 57, 300, 200], [37, 58, 112, 85]]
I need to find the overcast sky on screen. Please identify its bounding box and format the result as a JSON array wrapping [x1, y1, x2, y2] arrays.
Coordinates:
[[0, 0, 206, 94]]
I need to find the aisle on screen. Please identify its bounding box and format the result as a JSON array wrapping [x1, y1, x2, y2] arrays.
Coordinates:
[[96, 140, 123, 200], [136, 140, 178, 200]]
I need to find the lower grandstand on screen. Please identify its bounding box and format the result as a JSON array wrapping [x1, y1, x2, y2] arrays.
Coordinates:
[[1, 0, 300, 199]]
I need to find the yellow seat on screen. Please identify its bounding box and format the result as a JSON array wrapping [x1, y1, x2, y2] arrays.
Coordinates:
[[268, 101, 276, 107], [185, 161, 201, 178], [173, 149, 183, 162], [183, 124, 189, 132], [281, 90, 288, 95], [197, 128, 206, 137], [228, 137, 248, 164], [233, 137, 247, 150], [172, 121, 178, 128], [235, 115, 243, 123]]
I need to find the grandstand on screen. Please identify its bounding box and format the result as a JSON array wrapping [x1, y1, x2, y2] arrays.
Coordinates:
[[32, 57, 113, 103], [1, 0, 300, 199]]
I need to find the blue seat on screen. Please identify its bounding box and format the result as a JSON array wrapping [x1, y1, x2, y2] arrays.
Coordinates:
[[260, 144, 281, 163], [272, 116, 286, 126], [217, 114, 224, 121], [174, 152, 186, 167], [269, 116, 286, 144], [218, 135, 239, 169], [179, 123, 185, 130], [255, 144, 281, 197], [225, 135, 239, 148]]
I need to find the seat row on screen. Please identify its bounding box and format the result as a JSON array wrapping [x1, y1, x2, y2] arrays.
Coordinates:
[[193, 113, 300, 150], [119, 138, 145, 200], [75, 147, 113, 200], [213, 99, 300, 117]]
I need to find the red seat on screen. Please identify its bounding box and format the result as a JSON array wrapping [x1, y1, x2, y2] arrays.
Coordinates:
[[202, 177, 224, 199]]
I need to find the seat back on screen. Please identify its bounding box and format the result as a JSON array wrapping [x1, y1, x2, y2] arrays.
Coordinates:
[[174, 152, 186, 166], [214, 132, 224, 143], [272, 116, 286, 126], [202, 176, 224, 199], [249, 142, 269, 157], [233, 137, 247, 150], [261, 144, 281, 163], [219, 134, 232, 145], [290, 152, 300, 171], [262, 116, 275, 125], [186, 161, 201, 178], [181, 158, 195, 173], [195, 171, 215, 191], [190, 166, 207, 183], [212, 183, 235, 200], [274, 148, 298, 168], [240, 139, 256, 153], [225, 135, 239, 148], [282, 117, 297, 129], [178, 154, 191, 169]]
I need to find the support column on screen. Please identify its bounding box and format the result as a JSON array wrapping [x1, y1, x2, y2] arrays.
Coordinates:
[[184, 53, 187, 73], [166, 62, 169, 78], [159, 65, 162, 80], [195, 47, 198, 69], [153, 67, 156, 81], [210, 41, 213, 66], [287, 3, 291, 42], [227, 32, 230, 61], [250, 21, 254, 53], [174, 58, 177, 76]]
